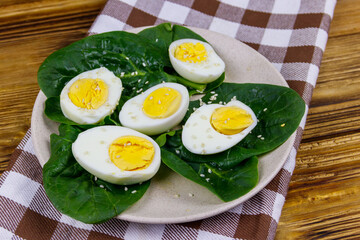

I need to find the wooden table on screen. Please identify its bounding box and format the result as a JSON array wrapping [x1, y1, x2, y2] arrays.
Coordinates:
[[1, 0, 359, 239]]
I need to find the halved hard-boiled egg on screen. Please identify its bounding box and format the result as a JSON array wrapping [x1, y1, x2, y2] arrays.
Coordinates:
[[60, 67, 123, 124], [182, 100, 257, 155], [72, 126, 161, 185], [169, 39, 225, 84], [119, 82, 189, 135]]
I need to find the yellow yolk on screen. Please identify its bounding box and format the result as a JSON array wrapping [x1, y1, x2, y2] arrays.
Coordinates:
[[174, 42, 208, 63], [68, 78, 109, 109], [210, 106, 254, 135], [142, 87, 182, 119], [109, 136, 155, 171]]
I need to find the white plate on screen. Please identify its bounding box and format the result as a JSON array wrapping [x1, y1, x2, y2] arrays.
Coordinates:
[[31, 27, 295, 224]]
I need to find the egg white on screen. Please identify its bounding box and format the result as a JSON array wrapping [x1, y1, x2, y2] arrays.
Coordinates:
[[182, 100, 258, 155], [119, 82, 189, 135], [72, 126, 161, 185], [60, 67, 122, 125], [169, 38, 225, 84]]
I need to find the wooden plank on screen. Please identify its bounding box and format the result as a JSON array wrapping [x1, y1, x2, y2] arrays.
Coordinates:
[[302, 99, 360, 140], [277, 131, 360, 239], [328, 0, 360, 37], [312, 32, 360, 106]]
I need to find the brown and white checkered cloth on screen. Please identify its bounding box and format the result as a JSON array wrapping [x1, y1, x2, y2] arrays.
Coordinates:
[[0, 0, 336, 239]]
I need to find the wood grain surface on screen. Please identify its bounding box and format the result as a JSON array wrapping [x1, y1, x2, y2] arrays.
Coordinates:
[[0, 0, 359, 239]]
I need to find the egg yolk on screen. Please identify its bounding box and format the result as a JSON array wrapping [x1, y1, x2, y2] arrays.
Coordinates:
[[109, 136, 154, 171], [142, 87, 182, 119], [174, 42, 208, 63], [210, 106, 254, 135], [68, 78, 108, 109]]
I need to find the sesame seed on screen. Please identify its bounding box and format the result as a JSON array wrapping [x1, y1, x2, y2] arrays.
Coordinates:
[[175, 149, 180, 154], [142, 62, 146, 67], [131, 190, 137, 194], [155, 38, 158, 42], [149, 96, 153, 100], [99, 185, 104, 188], [158, 100, 161, 104], [94, 176, 97, 181], [189, 193, 194, 197], [125, 57, 129, 60], [210, 91, 215, 94], [257, 135, 262, 138], [137, 79, 141, 82], [124, 187, 128, 191], [116, 155, 120, 158], [200, 174, 205, 177], [281, 123, 286, 127], [261, 137, 265, 140], [263, 108, 268, 112], [208, 169, 212, 173], [205, 178, 210, 182], [145, 81, 149, 84]]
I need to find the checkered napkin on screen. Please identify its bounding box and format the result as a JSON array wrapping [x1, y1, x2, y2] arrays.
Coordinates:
[[0, 0, 336, 239]]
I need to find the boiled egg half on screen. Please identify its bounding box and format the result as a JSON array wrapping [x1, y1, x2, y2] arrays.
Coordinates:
[[60, 67, 122, 124], [119, 82, 189, 135], [169, 39, 225, 84], [182, 100, 257, 155], [72, 126, 161, 185]]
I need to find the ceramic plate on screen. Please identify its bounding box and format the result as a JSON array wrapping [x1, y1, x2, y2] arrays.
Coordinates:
[[31, 27, 295, 224]]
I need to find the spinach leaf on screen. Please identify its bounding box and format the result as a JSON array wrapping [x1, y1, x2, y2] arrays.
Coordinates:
[[38, 26, 219, 125], [172, 83, 305, 169], [154, 130, 176, 147], [43, 124, 150, 224], [161, 148, 258, 202], [138, 23, 225, 94], [137, 23, 207, 64]]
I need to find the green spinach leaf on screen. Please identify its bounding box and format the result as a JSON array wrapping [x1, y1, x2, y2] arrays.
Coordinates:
[[170, 83, 305, 169], [43, 124, 150, 224], [38, 25, 222, 125], [161, 148, 258, 202], [137, 23, 207, 65]]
